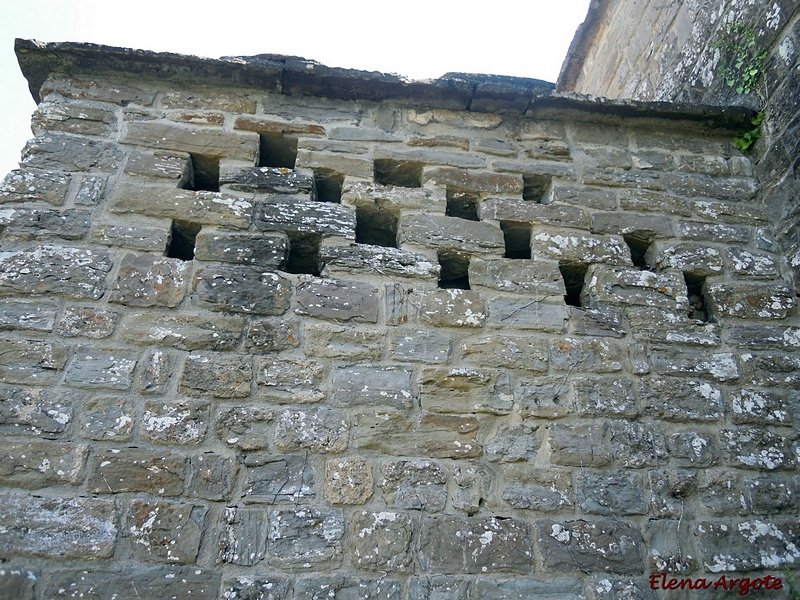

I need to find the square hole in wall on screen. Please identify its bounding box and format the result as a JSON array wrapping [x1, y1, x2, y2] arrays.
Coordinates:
[[166, 220, 202, 261], [438, 251, 470, 290], [259, 134, 297, 168], [314, 169, 345, 203], [522, 174, 553, 202], [559, 263, 588, 307], [446, 189, 480, 221], [285, 232, 321, 275], [187, 154, 220, 192], [501, 222, 531, 259], [374, 159, 423, 188], [623, 233, 654, 268], [356, 202, 398, 247], [684, 272, 710, 322]]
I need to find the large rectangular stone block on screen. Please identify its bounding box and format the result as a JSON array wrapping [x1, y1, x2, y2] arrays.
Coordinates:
[[480, 198, 590, 229], [0, 384, 72, 436], [0, 207, 91, 242], [706, 283, 795, 320], [256, 358, 325, 403], [321, 243, 440, 282], [468, 259, 565, 295], [696, 520, 800, 572], [21, 133, 123, 172], [486, 297, 568, 331], [45, 567, 220, 599], [119, 312, 245, 351], [342, 179, 447, 212], [110, 253, 189, 308], [32, 101, 117, 137], [268, 508, 345, 568], [122, 121, 259, 161], [331, 365, 414, 409], [531, 227, 631, 266], [87, 447, 186, 495], [193, 265, 292, 315], [295, 277, 379, 323], [423, 167, 524, 194], [254, 200, 356, 238], [411, 289, 488, 328], [180, 352, 252, 399], [537, 520, 644, 574], [582, 265, 687, 310], [0, 338, 68, 385], [398, 214, 504, 255], [194, 230, 288, 267], [1, 169, 71, 205], [0, 441, 87, 488], [65, 346, 138, 390]]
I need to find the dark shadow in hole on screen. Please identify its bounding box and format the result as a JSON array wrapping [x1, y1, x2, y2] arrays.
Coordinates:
[[623, 232, 655, 268], [438, 251, 470, 289], [522, 174, 553, 202], [559, 263, 588, 307], [285, 232, 321, 275], [684, 272, 710, 322], [314, 170, 344, 203], [166, 220, 202, 261], [374, 159, 423, 188], [356, 202, 398, 247], [446, 189, 480, 221], [501, 222, 531, 259], [259, 134, 297, 168], [188, 154, 220, 192]]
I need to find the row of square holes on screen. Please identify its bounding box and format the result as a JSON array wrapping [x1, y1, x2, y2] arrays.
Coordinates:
[[166, 135, 709, 317]]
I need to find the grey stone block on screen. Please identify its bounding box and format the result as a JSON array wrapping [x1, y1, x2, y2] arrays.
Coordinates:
[[331, 365, 414, 409], [217, 506, 268, 566], [1, 169, 71, 205], [0, 384, 73, 436], [350, 510, 413, 571], [268, 508, 345, 568], [122, 121, 258, 161], [193, 265, 292, 315], [119, 312, 245, 351], [242, 454, 314, 504], [537, 519, 644, 574], [127, 499, 206, 564], [65, 347, 137, 390], [254, 200, 356, 238], [398, 214, 504, 255], [87, 447, 186, 495], [179, 352, 252, 399], [110, 253, 189, 308], [141, 399, 209, 445], [22, 133, 122, 172], [273, 409, 349, 453], [194, 230, 288, 267], [295, 277, 379, 323], [0, 440, 87, 488]]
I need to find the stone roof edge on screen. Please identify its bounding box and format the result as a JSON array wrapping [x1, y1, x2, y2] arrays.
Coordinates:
[[15, 38, 754, 129], [556, 0, 612, 92]]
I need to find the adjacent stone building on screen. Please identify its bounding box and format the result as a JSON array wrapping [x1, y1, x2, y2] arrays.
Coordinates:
[[0, 26, 797, 599]]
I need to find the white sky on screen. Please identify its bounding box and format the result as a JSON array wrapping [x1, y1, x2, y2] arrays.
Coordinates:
[[0, 0, 591, 178]]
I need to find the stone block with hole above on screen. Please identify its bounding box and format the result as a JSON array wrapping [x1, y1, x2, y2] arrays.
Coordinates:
[[530, 226, 631, 266], [218, 165, 314, 195], [398, 214, 504, 256], [480, 197, 590, 229], [254, 200, 355, 238], [581, 265, 688, 311], [121, 121, 259, 162]]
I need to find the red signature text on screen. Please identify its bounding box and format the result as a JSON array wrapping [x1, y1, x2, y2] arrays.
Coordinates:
[[649, 573, 783, 596]]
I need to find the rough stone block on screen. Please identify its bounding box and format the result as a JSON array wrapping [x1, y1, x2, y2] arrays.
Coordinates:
[[0, 301, 56, 333], [639, 377, 723, 421], [295, 277, 379, 323], [550, 423, 611, 466], [398, 214, 504, 255], [480, 198, 590, 229], [242, 454, 314, 504], [325, 456, 374, 504], [379, 459, 447, 512], [486, 297, 568, 331], [0, 384, 72, 436], [468, 258, 565, 295], [460, 335, 548, 372], [193, 265, 292, 315], [57, 306, 117, 338], [550, 336, 625, 372], [695, 520, 800, 572], [138, 348, 173, 394], [41, 75, 157, 105], [87, 447, 186, 495], [110, 253, 189, 308], [484, 423, 539, 464], [0, 493, 116, 559], [647, 469, 701, 519], [109, 184, 253, 228], [569, 306, 626, 337], [531, 226, 631, 265], [572, 377, 637, 417], [65, 347, 137, 390], [350, 510, 413, 571], [32, 100, 117, 137], [0, 440, 87, 488], [474, 578, 586, 599], [664, 172, 758, 200], [538, 520, 644, 574], [729, 388, 793, 425], [296, 148, 374, 178], [423, 166, 523, 194], [254, 200, 356, 238], [215, 405, 274, 452], [293, 577, 401, 600], [390, 328, 452, 363], [186, 453, 236, 501], [0, 566, 36, 600], [610, 420, 668, 468], [273, 409, 349, 453], [407, 576, 469, 600], [217, 506, 268, 566], [727, 247, 780, 278], [268, 508, 345, 568], [628, 307, 721, 346], [577, 471, 647, 515], [75, 174, 106, 205], [331, 365, 413, 409], [547, 182, 616, 210], [720, 428, 794, 470], [582, 265, 687, 310], [500, 466, 572, 511], [590, 211, 675, 238], [647, 348, 739, 381], [342, 179, 447, 212], [256, 358, 324, 403], [119, 312, 245, 351], [740, 352, 800, 388], [320, 243, 440, 281], [219, 166, 314, 194], [122, 121, 258, 161], [514, 377, 574, 418], [668, 430, 720, 468], [21, 133, 122, 172], [677, 221, 750, 243], [689, 198, 768, 225], [417, 516, 532, 574], [246, 318, 300, 353], [1, 169, 71, 205], [222, 577, 292, 600], [0, 338, 67, 385], [124, 149, 192, 183], [80, 396, 134, 441], [44, 567, 219, 599], [90, 221, 171, 251], [194, 230, 288, 267], [0, 207, 91, 242], [0, 246, 112, 300], [411, 289, 487, 328], [727, 325, 800, 350], [304, 323, 380, 361], [127, 498, 206, 564], [420, 367, 506, 415], [180, 353, 252, 398], [142, 399, 209, 445], [705, 283, 795, 320]]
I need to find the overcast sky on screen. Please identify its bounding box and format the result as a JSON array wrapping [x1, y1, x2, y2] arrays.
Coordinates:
[[1, 0, 591, 178]]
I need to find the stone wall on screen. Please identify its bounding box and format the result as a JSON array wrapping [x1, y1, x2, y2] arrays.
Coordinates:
[[0, 39, 798, 599]]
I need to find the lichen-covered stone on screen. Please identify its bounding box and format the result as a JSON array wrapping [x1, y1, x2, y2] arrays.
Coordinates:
[[242, 454, 314, 504], [398, 214, 504, 255], [0, 207, 91, 242], [550, 423, 611, 467], [501, 467, 572, 511], [138, 348, 173, 394], [194, 265, 292, 315], [219, 166, 314, 194], [187, 453, 236, 501], [124, 149, 191, 182], [538, 520, 644, 574], [577, 471, 647, 515], [331, 365, 414, 408], [256, 358, 324, 403], [65, 346, 137, 390], [57, 306, 118, 338], [304, 323, 380, 360], [119, 312, 245, 351], [122, 121, 258, 160], [390, 328, 452, 363], [295, 277, 379, 323], [705, 283, 795, 320], [379, 459, 448, 512], [639, 377, 723, 421], [0, 384, 72, 436], [254, 200, 356, 238], [44, 567, 219, 599], [350, 510, 413, 571], [668, 430, 720, 468], [268, 508, 345, 568], [411, 289, 488, 328], [720, 428, 794, 470], [87, 447, 186, 495], [469, 258, 566, 295], [0, 301, 56, 333], [246, 318, 300, 353], [324, 456, 374, 504], [531, 226, 631, 265], [486, 297, 568, 331], [572, 377, 637, 417], [1, 169, 71, 205], [21, 133, 122, 172], [320, 243, 440, 281], [194, 230, 288, 267], [273, 409, 349, 453], [582, 265, 687, 310], [480, 198, 590, 229], [90, 221, 171, 251], [80, 396, 134, 441], [0, 440, 87, 488], [127, 499, 206, 564], [215, 405, 274, 452], [217, 506, 268, 566], [420, 367, 506, 414], [180, 353, 252, 399], [695, 520, 800, 572], [645, 241, 724, 276], [142, 399, 209, 445], [110, 253, 189, 308]]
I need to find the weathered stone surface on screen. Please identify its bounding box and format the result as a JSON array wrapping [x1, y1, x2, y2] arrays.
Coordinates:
[[423, 166, 523, 194], [273, 409, 349, 453], [644, 241, 724, 275], [325, 456, 374, 504], [0, 207, 91, 241], [304, 323, 379, 360], [501, 466, 572, 511], [0, 566, 36, 600], [695, 520, 800, 572], [320, 243, 440, 281], [538, 520, 644, 574], [485, 423, 540, 464], [245, 318, 300, 353], [514, 377, 574, 419], [110, 253, 189, 308], [727, 325, 800, 350], [398, 214, 504, 255], [109, 185, 253, 228], [0, 440, 86, 488], [90, 220, 171, 251], [296, 148, 374, 178], [293, 577, 402, 599], [0, 302, 56, 332], [569, 306, 627, 337], [407, 576, 469, 600], [548, 181, 616, 210], [222, 576, 292, 600], [629, 307, 721, 345], [668, 430, 720, 468], [551, 336, 625, 372], [610, 420, 668, 468], [21, 133, 122, 172], [295, 277, 379, 323], [647, 469, 700, 519], [417, 516, 532, 574], [452, 461, 491, 515], [379, 459, 447, 512], [530, 226, 631, 265], [647, 348, 739, 381], [342, 179, 447, 212], [74, 174, 107, 205], [677, 221, 750, 243], [706, 283, 795, 320], [481, 198, 590, 229], [216, 405, 273, 452], [32, 100, 117, 136], [639, 377, 723, 421], [420, 367, 506, 415], [256, 358, 324, 403], [122, 121, 258, 160], [729, 388, 793, 425], [268, 507, 345, 568], [0, 246, 112, 300], [187, 453, 236, 501], [740, 352, 800, 388], [242, 454, 314, 504], [217, 506, 268, 566], [331, 365, 413, 409], [550, 423, 611, 466], [57, 306, 117, 338], [727, 247, 781, 278], [40, 75, 156, 105], [590, 211, 675, 239], [469, 258, 566, 294], [120, 312, 245, 351], [44, 567, 220, 599], [0, 384, 72, 436], [254, 200, 356, 238], [475, 578, 586, 599], [1, 169, 71, 205], [124, 149, 192, 183], [87, 447, 186, 495], [486, 297, 568, 331], [577, 471, 647, 515], [350, 510, 413, 571], [720, 428, 794, 470], [142, 399, 209, 445], [0, 338, 66, 385], [582, 265, 687, 310], [138, 348, 173, 394], [411, 289, 488, 328], [460, 335, 548, 372], [572, 377, 637, 417], [0, 493, 116, 559], [194, 230, 288, 267], [65, 346, 137, 390], [388, 328, 451, 363], [127, 498, 206, 564], [194, 266, 292, 315], [80, 396, 134, 441], [219, 166, 314, 194], [180, 352, 252, 398]]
